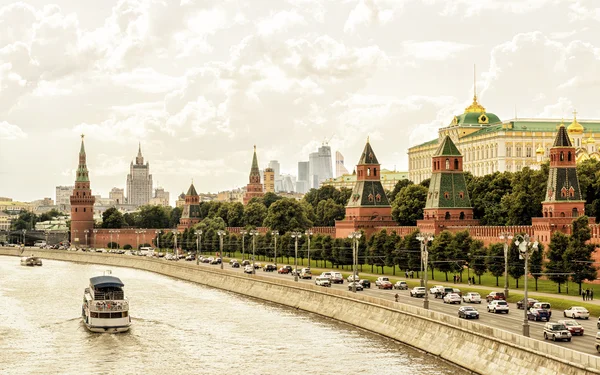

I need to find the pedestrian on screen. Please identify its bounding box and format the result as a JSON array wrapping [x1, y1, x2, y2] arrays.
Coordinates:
[[592, 290, 594, 300], [405, 271, 408, 278], [586, 289, 590, 301], [582, 290, 586, 301], [453, 275, 456, 283], [395, 293, 399, 302], [410, 270, 414, 279]]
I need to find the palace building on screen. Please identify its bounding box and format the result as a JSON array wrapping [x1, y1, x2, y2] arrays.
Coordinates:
[[408, 93, 600, 184]]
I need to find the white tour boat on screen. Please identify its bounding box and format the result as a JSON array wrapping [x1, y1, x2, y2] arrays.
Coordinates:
[[81, 273, 131, 333], [20, 256, 42, 267]]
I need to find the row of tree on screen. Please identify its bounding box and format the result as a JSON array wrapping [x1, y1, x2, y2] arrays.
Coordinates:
[[9, 209, 63, 230]]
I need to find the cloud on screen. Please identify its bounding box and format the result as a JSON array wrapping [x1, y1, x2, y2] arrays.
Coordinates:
[[402, 40, 472, 61], [0, 121, 27, 140], [344, 0, 395, 33], [257, 10, 306, 36]]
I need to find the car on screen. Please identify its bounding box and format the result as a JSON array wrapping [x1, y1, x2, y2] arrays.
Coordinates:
[[231, 262, 240, 268], [462, 292, 482, 304], [263, 264, 277, 272], [543, 322, 572, 342], [348, 282, 363, 291], [359, 279, 371, 289], [487, 300, 509, 314], [452, 288, 462, 297], [185, 254, 195, 261], [315, 277, 331, 287], [443, 293, 462, 304], [563, 306, 590, 319], [486, 292, 506, 303], [517, 298, 539, 310], [375, 277, 390, 286], [532, 302, 552, 318], [429, 285, 444, 294], [291, 268, 301, 276], [241, 260, 250, 266], [378, 280, 393, 290], [393, 281, 408, 290], [320, 272, 333, 280], [595, 332, 600, 352], [210, 258, 221, 265], [254, 262, 262, 269], [229, 259, 238, 265], [299, 268, 312, 279], [331, 272, 344, 284], [527, 308, 550, 321], [283, 265, 293, 273], [347, 274, 360, 282], [277, 267, 290, 274], [410, 287, 426, 297], [435, 287, 455, 299], [244, 265, 254, 274], [558, 319, 584, 336], [458, 306, 479, 319]]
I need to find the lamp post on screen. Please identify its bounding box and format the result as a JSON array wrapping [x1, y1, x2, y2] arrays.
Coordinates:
[[217, 230, 226, 270], [116, 230, 120, 249], [136, 230, 140, 250], [348, 231, 362, 293], [22, 229, 26, 246], [84, 229, 89, 248], [93, 229, 98, 249], [172, 230, 178, 259], [249, 230, 259, 274], [419, 240, 424, 287], [271, 230, 279, 269], [73, 230, 78, 247], [291, 232, 302, 282], [240, 230, 247, 260], [416, 233, 434, 309], [499, 232, 514, 299], [154, 230, 160, 253], [195, 230, 203, 265], [44, 230, 49, 247], [109, 230, 114, 249], [305, 230, 313, 267], [514, 234, 538, 337]]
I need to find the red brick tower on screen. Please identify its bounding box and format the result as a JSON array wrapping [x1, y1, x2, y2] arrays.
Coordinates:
[[70, 134, 95, 246], [335, 138, 396, 238], [178, 182, 201, 230], [243, 145, 264, 205]]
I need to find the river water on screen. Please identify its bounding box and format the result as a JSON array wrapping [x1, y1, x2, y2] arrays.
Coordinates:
[[0, 257, 469, 375]]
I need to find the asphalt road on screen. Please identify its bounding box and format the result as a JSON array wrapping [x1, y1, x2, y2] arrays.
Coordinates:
[[194, 258, 600, 356]]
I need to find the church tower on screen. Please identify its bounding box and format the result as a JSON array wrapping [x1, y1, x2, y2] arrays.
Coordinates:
[[335, 138, 396, 238], [178, 182, 201, 230], [70, 135, 96, 247], [417, 135, 478, 234], [243, 146, 264, 205]]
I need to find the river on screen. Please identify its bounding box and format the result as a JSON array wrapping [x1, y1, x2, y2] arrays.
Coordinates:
[[0, 257, 470, 375]]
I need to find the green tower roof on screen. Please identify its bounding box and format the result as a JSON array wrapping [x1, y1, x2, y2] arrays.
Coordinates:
[[358, 138, 379, 164], [186, 183, 198, 196], [76, 135, 90, 182], [552, 123, 572, 147], [433, 135, 461, 157]]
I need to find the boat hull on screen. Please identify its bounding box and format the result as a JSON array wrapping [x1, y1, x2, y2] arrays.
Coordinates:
[[84, 323, 130, 333]]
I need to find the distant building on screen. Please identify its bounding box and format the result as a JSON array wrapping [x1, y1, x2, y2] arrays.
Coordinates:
[[176, 192, 186, 208], [126, 143, 153, 207], [150, 187, 170, 207], [278, 174, 295, 192], [0, 197, 12, 202], [264, 168, 275, 193], [109, 187, 125, 205], [336, 151, 349, 177], [0, 201, 33, 213], [0, 212, 12, 231], [55, 186, 73, 207], [321, 170, 409, 191], [308, 143, 333, 189], [268, 160, 281, 181], [243, 146, 264, 205], [217, 189, 245, 203], [296, 161, 310, 194]]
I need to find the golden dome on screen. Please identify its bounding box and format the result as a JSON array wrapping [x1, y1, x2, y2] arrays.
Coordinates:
[[535, 145, 544, 154], [588, 135, 595, 144], [583, 139, 588, 145], [464, 95, 486, 113], [567, 111, 584, 134]]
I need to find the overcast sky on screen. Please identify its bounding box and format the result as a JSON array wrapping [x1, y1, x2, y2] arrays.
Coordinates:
[[1, 0, 600, 204]]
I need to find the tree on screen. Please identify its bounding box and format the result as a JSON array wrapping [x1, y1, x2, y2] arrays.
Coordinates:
[[467, 172, 511, 224], [529, 242, 544, 291], [486, 243, 505, 286], [169, 207, 182, 228], [546, 231, 569, 293], [507, 240, 524, 288], [500, 167, 547, 225], [565, 216, 597, 295], [315, 199, 345, 226], [39, 209, 61, 222], [243, 202, 267, 227], [469, 240, 487, 284], [262, 192, 283, 209], [401, 230, 422, 276], [428, 231, 455, 281], [123, 212, 139, 227], [227, 202, 244, 227], [263, 198, 313, 233], [387, 179, 413, 202], [11, 210, 37, 230], [137, 205, 170, 228], [451, 230, 472, 278], [101, 207, 124, 228], [391, 184, 428, 226], [192, 217, 226, 254]]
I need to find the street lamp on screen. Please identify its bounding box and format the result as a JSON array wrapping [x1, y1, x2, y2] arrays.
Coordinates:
[[240, 230, 248, 260], [84, 229, 89, 248], [44, 230, 49, 247], [499, 232, 514, 299], [305, 230, 313, 268], [93, 229, 98, 249], [116, 230, 120, 249], [154, 230, 160, 253], [249, 230, 259, 274], [195, 230, 203, 265], [73, 230, 78, 247], [348, 232, 362, 293], [271, 230, 279, 269], [416, 233, 434, 309], [172, 230, 178, 259], [290, 232, 302, 282], [22, 229, 26, 246], [109, 230, 114, 249], [514, 234, 539, 337], [217, 230, 227, 270]]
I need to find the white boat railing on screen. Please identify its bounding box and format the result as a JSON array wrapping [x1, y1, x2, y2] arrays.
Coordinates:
[[90, 300, 129, 312]]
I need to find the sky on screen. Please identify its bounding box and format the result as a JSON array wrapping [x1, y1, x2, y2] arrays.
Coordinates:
[[1, 0, 600, 204]]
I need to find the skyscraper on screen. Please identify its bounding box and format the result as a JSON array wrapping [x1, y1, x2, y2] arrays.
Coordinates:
[[264, 168, 275, 193], [296, 161, 309, 194], [308, 143, 333, 189], [336, 151, 349, 177], [126, 143, 153, 207], [268, 160, 281, 181]]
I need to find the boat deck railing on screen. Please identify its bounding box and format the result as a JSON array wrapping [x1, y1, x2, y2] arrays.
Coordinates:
[[92, 290, 125, 300], [90, 300, 129, 312]]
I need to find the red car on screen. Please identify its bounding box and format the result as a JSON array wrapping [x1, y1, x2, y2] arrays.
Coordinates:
[[277, 267, 290, 274], [378, 280, 393, 290]]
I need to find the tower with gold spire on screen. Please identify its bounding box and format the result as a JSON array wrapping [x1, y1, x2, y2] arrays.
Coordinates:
[[70, 135, 96, 247], [243, 145, 264, 205]]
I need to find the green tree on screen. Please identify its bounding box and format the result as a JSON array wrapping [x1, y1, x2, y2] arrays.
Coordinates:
[[315, 199, 345, 226], [565, 216, 597, 295], [428, 231, 455, 281], [243, 202, 268, 227], [11, 210, 38, 230], [169, 207, 182, 228], [546, 231, 569, 293], [507, 240, 524, 288], [391, 184, 428, 226], [137, 205, 170, 228], [486, 243, 505, 287], [387, 179, 413, 202], [263, 198, 313, 233], [39, 209, 61, 222], [227, 202, 244, 227], [193, 217, 227, 254], [500, 166, 547, 225], [262, 192, 283, 209], [401, 230, 422, 277], [123, 212, 139, 227], [529, 242, 544, 291], [451, 230, 472, 278], [467, 172, 511, 224], [101, 207, 125, 228], [469, 240, 487, 284]]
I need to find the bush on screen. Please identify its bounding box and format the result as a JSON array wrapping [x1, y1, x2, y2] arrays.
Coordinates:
[[123, 244, 132, 250], [107, 242, 119, 249]]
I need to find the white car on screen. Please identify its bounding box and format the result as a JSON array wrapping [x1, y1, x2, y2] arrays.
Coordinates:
[[443, 293, 462, 304], [563, 306, 590, 319], [487, 300, 509, 314], [347, 274, 360, 282], [315, 277, 331, 287], [462, 292, 482, 304], [410, 287, 427, 297], [244, 265, 254, 274], [430, 285, 444, 294], [375, 277, 390, 286]]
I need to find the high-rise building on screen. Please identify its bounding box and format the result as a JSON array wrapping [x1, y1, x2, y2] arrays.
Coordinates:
[[268, 160, 281, 181], [126, 143, 153, 207], [308, 144, 333, 189], [296, 161, 309, 194], [70, 135, 95, 247], [308, 152, 319, 189], [56, 186, 74, 207], [264, 168, 275, 193], [336, 151, 349, 177], [109, 187, 125, 205], [243, 146, 264, 204]]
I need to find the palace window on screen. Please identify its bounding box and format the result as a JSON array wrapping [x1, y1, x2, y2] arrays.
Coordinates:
[[454, 159, 459, 169], [506, 146, 512, 157], [526, 147, 532, 158], [569, 187, 575, 197], [458, 191, 464, 199], [376, 194, 381, 202], [445, 159, 450, 169], [367, 168, 371, 176], [516, 146, 522, 157], [568, 152, 572, 161], [374, 168, 377, 176], [561, 187, 567, 197], [560, 151, 564, 161]]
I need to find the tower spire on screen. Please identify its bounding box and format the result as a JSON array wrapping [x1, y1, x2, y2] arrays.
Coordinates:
[[464, 64, 486, 113], [473, 64, 477, 102], [135, 142, 144, 165]]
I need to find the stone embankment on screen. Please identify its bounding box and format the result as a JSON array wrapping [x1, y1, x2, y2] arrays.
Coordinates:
[[3, 247, 599, 375]]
